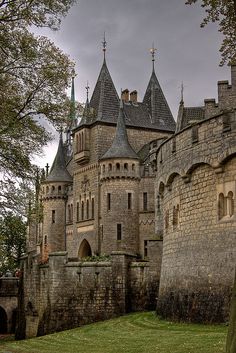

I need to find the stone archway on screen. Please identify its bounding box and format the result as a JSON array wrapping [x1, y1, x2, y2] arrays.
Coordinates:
[[78, 239, 92, 259], [0, 306, 8, 333]]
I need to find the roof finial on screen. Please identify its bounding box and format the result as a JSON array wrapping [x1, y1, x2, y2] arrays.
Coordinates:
[[102, 32, 107, 60], [85, 81, 90, 102], [150, 42, 157, 72], [180, 81, 184, 104]]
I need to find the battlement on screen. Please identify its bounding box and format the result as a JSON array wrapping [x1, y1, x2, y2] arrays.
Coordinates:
[[100, 159, 140, 181]]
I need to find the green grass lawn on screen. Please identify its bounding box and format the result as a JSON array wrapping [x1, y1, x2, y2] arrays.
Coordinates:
[[0, 312, 227, 353]]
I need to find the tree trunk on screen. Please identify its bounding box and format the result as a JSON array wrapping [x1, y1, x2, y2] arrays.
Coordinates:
[[226, 269, 236, 353]]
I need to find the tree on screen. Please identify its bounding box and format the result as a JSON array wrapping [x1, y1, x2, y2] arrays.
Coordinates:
[[186, 0, 236, 65], [0, 0, 77, 216], [0, 212, 27, 274]]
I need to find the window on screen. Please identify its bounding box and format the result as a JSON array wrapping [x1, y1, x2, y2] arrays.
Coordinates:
[[218, 192, 234, 220], [172, 138, 176, 153], [128, 193, 132, 210], [223, 114, 231, 132], [107, 193, 111, 211], [108, 163, 112, 171], [132, 164, 135, 171], [58, 185, 62, 193], [52, 210, 55, 224], [44, 235, 47, 245], [144, 240, 148, 257], [71, 204, 73, 221], [143, 192, 148, 211], [86, 199, 89, 219], [117, 224, 122, 240], [165, 210, 169, 229], [51, 186, 55, 193], [124, 163, 128, 170], [116, 163, 120, 171], [76, 202, 80, 222], [173, 205, 179, 228], [81, 201, 84, 220], [192, 125, 199, 143], [91, 198, 95, 219]]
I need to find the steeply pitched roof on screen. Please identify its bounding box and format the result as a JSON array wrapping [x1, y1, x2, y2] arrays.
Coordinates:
[[143, 69, 176, 132], [176, 103, 205, 131], [100, 100, 139, 160], [45, 134, 73, 183], [78, 59, 175, 133], [89, 58, 119, 123]]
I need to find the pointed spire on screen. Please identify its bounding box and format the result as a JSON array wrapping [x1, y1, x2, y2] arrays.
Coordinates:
[[69, 70, 76, 123], [45, 132, 72, 183], [100, 94, 139, 160], [143, 48, 175, 132], [90, 42, 119, 123], [85, 81, 90, 107]]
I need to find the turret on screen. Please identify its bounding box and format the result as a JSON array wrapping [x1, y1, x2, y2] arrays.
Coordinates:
[[40, 133, 72, 262], [99, 99, 140, 255]]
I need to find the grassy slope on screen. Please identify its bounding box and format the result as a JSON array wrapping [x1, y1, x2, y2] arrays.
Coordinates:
[[0, 312, 227, 353]]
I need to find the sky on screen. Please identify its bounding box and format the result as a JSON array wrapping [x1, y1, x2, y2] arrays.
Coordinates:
[[35, 0, 230, 168]]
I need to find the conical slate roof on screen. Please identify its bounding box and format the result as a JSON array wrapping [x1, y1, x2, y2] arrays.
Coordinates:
[[101, 100, 139, 160], [89, 58, 119, 123], [143, 69, 176, 131], [45, 134, 73, 183]]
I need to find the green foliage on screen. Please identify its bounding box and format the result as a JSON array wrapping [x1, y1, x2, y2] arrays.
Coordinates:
[[82, 255, 111, 262], [0, 212, 27, 274], [186, 0, 236, 65], [0, 0, 77, 216], [0, 312, 226, 353]]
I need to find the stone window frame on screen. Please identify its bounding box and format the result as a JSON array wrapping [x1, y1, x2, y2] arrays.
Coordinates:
[[107, 193, 111, 211], [117, 223, 122, 241], [128, 192, 132, 210], [143, 192, 148, 211], [218, 191, 234, 221]]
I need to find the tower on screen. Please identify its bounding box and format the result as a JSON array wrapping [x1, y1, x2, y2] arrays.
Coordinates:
[[40, 133, 72, 262], [99, 98, 140, 255]]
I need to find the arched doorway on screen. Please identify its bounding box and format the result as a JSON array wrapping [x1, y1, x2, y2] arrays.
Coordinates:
[[78, 239, 92, 259], [0, 306, 8, 333]]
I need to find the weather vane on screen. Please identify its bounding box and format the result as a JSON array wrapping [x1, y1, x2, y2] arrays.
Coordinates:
[[150, 42, 157, 62], [85, 81, 90, 101], [102, 32, 107, 59]]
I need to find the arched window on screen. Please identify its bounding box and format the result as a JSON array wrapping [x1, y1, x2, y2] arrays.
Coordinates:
[[124, 163, 128, 170], [76, 202, 80, 222], [103, 164, 105, 173], [227, 191, 234, 217], [108, 163, 112, 171], [132, 164, 135, 171], [116, 163, 120, 171], [81, 201, 84, 220], [71, 204, 73, 221], [51, 185, 55, 193], [81, 131, 84, 151], [91, 198, 95, 219], [86, 199, 89, 219], [46, 186, 49, 194], [58, 185, 62, 193]]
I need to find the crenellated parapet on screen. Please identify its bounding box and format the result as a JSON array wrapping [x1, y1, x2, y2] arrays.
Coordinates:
[[100, 159, 140, 181], [155, 109, 236, 191]]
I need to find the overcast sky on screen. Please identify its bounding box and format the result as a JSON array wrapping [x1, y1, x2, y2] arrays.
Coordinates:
[[35, 0, 230, 168]]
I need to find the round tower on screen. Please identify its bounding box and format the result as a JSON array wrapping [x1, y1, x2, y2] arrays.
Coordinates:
[[40, 133, 72, 262], [99, 99, 140, 255]]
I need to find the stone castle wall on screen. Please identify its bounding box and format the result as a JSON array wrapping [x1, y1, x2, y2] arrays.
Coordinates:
[[0, 277, 18, 333], [22, 251, 159, 338], [155, 109, 236, 322]]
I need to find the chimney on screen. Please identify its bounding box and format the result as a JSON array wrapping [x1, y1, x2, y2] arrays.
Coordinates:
[[121, 89, 129, 102], [231, 64, 236, 91], [130, 90, 138, 103]]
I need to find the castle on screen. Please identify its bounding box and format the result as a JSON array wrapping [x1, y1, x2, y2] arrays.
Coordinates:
[[19, 44, 236, 338]]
